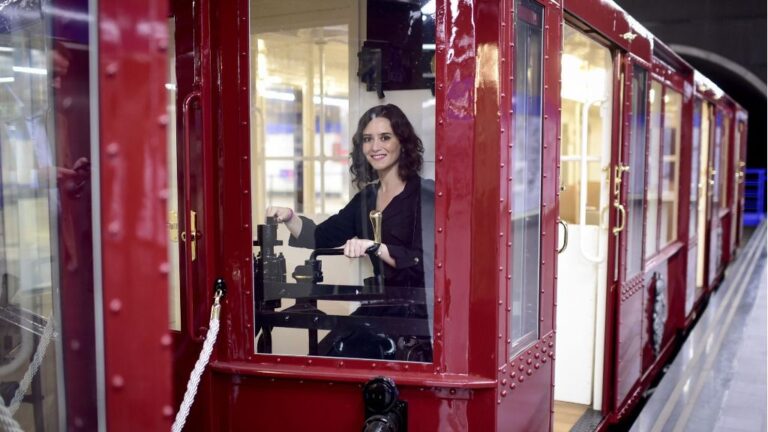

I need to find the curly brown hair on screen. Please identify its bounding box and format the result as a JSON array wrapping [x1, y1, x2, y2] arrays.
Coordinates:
[[349, 104, 424, 189]]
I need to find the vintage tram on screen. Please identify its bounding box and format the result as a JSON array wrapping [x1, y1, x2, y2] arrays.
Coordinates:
[[0, 0, 751, 430]]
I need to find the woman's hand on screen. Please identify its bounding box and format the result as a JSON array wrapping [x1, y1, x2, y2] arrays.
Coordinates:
[[343, 237, 375, 258], [266, 206, 302, 238], [266, 206, 295, 223], [342, 238, 396, 267]]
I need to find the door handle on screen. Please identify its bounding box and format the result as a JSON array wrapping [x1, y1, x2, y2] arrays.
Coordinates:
[[557, 219, 569, 254], [180, 211, 202, 261], [613, 163, 630, 197], [612, 201, 626, 235]]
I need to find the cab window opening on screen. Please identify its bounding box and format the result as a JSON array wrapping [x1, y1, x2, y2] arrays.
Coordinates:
[[509, 0, 544, 356], [249, 0, 436, 363]]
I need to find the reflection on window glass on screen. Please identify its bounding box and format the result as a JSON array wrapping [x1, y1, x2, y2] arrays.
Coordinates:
[[509, 0, 543, 355], [250, 0, 436, 362], [645, 81, 662, 258], [660, 89, 681, 246], [626, 67, 647, 278], [0, 2, 96, 428]]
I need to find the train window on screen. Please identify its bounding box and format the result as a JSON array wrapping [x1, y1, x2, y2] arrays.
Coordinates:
[[0, 7, 96, 426], [660, 89, 681, 246], [249, 0, 436, 362], [696, 101, 712, 288], [626, 67, 647, 278], [718, 112, 730, 209], [690, 100, 702, 240], [645, 81, 662, 258], [510, 0, 543, 355], [167, 19, 181, 331], [711, 109, 723, 208]]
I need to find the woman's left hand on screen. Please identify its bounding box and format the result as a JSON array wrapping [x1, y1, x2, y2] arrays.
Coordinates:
[[343, 237, 375, 258]]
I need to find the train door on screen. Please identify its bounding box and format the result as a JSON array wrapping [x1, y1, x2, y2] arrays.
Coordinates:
[[554, 22, 619, 426], [696, 100, 714, 293], [167, 0, 219, 427], [686, 98, 706, 318], [611, 59, 650, 413], [732, 118, 747, 249], [729, 118, 745, 254], [707, 107, 729, 286]]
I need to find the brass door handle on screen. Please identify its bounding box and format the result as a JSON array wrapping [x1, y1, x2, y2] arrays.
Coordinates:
[[557, 219, 569, 254], [180, 210, 201, 261], [612, 201, 626, 235]]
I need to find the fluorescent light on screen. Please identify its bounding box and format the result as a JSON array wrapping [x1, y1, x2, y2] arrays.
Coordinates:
[[421, 0, 436, 15], [313, 95, 347, 108], [0, 47, 13, 53], [0, 77, 14, 83], [262, 90, 295, 102], [422, 44, 436, 50], [12, 66, 47, 75]]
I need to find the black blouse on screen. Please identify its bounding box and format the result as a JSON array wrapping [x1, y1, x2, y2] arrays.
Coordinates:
[[289, 175, 425, 289]]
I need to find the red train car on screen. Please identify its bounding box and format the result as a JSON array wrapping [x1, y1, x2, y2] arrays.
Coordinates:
[[0, 0, 749, 431]]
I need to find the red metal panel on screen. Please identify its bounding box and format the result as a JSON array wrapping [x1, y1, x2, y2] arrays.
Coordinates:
[[99, 0, 172, 429], [498, 0, 561, 429]]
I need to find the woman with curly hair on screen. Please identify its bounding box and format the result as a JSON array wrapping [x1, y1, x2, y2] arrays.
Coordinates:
[[267, 103, 427, 290], [266, 104, 432, 361]]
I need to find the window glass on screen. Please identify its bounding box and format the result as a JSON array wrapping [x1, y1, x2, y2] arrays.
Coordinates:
[[712, 109, 723, 208], [0, 2, 98, 427], [167, 19, 181, 331], [626, 67, 647, 277], [645, 81, 662, 257], [689, 99, 702, 241], [250, 0, 436, 362], [660, 89, 681, 246], [696, 102, 711, 289], [718, 113, 730, 208], [510, 0, 543, 355]]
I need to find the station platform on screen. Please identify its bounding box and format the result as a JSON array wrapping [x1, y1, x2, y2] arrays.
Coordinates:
[[630, 222, 767, 432]]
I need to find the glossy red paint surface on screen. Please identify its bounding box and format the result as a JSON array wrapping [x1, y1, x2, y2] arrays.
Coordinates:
[[98, 0, 172, 429]]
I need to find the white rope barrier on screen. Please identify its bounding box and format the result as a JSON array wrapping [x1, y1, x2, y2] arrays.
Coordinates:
[[0, 314, 56, 432], [0, 397, 22, 432], [9, 316, 55, 414], [171, 290, 223, 432]]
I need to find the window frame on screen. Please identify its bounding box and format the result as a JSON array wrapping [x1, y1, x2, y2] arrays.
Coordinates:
[[643, 65, 685, 262]]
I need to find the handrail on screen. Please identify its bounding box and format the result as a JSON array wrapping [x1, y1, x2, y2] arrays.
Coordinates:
[[578, 98, 608, 263], [182, 90, 203, 341]]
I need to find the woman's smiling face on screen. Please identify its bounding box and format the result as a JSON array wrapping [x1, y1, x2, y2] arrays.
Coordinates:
[[362, 117, 401, 174]]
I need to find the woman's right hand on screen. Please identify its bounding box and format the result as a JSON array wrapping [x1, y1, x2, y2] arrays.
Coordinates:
[[266, 206, 295, 224], [266, 206, 302, 238]]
